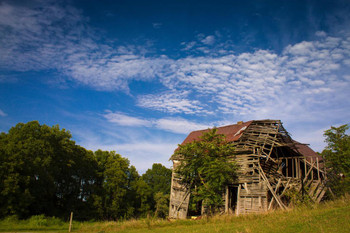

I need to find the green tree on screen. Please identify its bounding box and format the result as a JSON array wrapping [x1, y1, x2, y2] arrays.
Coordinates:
[[172, 128, 237, 215], [322, 124, 350, 195], [0, 121, 97, 219], [135, 178, 153, 216], [125, 165, 140, 218], [154, 192, 169, 218], [139, 163, 172, 217], [93, 150, 140, 220], [142, 163, 172, 195]]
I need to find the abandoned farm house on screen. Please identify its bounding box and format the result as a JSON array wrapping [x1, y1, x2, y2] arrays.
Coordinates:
[[169, 119, 330, 219]]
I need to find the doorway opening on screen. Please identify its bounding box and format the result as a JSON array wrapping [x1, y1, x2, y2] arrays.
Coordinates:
[[228, 186, 238, 213]]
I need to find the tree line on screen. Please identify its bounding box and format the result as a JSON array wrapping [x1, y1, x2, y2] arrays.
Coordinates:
[[0, 121, 171, 220], [0, 120, 349, 220]]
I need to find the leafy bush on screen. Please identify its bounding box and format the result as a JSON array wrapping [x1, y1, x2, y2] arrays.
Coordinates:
[[27, 215, 64, 227], [284, 188, 312, 207], [28, 214, 48, 226]]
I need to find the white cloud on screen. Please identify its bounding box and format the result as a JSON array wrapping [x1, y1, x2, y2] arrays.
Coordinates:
[[1, 1, 350, 131], [137, 91, 209, 114], [2, 1, 349, 172], [201, 35, 215, 45], [104, 111, 210, 134], [155, 118, 210, 134], [0, 1, 169, 92], [103, 111, 151, 127], [0, 1, 89, 72], [0, 109, 7, 117]]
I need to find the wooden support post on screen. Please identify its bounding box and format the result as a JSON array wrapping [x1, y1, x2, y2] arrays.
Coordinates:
[[286, 159, 289, 177], [296, 159, 299, 178], [225, 186, 229, 214], [236, 184, 241, 216], [297, 159, 299, 178], [311, 158, 313, 180], [304, 158, 307, 179], [68, 212, 73, 232], [292, 158, 295, 178], [317, 157, 320, 180]]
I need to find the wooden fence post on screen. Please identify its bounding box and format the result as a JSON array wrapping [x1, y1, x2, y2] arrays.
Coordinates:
[[68, 212, 73, 232]]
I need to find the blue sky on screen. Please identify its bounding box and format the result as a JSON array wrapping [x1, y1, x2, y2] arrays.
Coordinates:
[[1, 0, 350, 173]]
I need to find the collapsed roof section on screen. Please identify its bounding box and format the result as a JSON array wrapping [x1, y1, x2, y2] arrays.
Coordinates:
[[172, 119, 321, 162], [180, 120, 253, 145]]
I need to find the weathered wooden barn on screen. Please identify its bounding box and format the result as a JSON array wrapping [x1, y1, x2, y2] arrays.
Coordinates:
[[169, 120, 329, 219]]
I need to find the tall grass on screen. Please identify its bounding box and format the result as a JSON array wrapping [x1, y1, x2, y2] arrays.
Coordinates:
[[0, 214, 71, 232], [77, 195, 350, 233], [0, 196, 349, 232]]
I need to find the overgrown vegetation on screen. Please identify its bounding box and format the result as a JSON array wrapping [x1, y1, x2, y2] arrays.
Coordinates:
[[283, 187, 312, 207], [0, 121, 171, 221], [321, 124, 350, 195], [1, 196, 349, 232], [173, 128, 237, 215], [0, 214, 70, 232]]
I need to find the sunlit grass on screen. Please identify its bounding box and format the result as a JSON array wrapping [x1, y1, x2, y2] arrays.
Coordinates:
[[77, 195, 350, 233], [1, 195, 349, 232]]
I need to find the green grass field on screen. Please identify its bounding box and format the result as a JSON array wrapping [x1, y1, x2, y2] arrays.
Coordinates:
[[1, 196, 349, 233]]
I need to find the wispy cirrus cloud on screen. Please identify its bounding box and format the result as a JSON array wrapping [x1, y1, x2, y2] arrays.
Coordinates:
[[137, 91, 210, 114], [0, 1, 168, 91], [158, 34, 350, 123], [0, 1, 91, 71], [201, 35, 216, 45], [104, 111, 152, 127], [1, 1, 350, 135], [154, 117, 210, 134], [103, 111, 210, 134]]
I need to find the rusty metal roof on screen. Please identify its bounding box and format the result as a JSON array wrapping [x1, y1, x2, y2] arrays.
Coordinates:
[[179, 121, 321, 162], [293, 140, 323, 161], [181, 121, 253, 145]]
